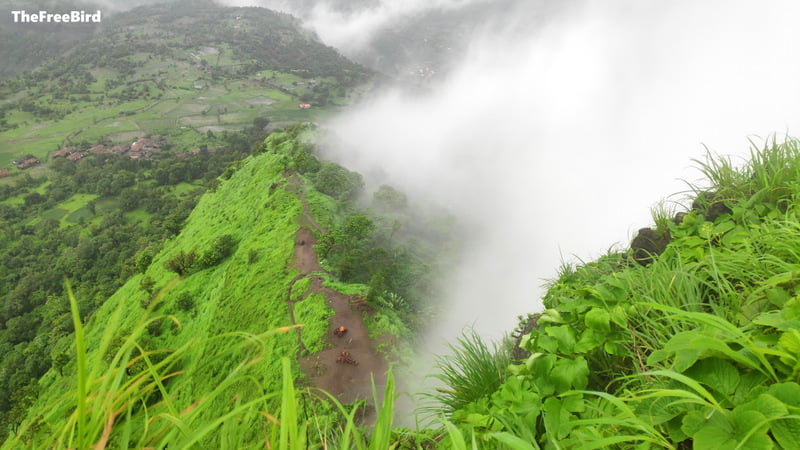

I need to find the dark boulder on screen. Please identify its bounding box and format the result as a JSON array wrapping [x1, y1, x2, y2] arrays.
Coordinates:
[[630, 227, 670, 266]]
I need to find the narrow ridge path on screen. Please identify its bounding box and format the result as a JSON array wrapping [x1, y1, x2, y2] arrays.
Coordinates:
[[284, 175, 388, 411]]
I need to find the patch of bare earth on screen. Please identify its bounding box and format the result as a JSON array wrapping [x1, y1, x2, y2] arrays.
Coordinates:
[[285, 176, 388, 417]]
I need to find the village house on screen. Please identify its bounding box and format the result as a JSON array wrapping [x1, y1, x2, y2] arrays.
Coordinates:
[[53, 147, 76, 158], [66, 152, 85, 162], [14, 157, 41, 170], [89, 144, 109, 154], [130, 137, 164, 154]]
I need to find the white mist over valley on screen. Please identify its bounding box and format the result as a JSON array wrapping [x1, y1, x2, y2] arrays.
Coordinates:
[[223, 0, 800, 349]]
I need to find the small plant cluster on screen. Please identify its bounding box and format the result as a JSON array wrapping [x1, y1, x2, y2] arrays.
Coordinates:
[[164, 234, 237, 278], [434, 138, 800, 448]]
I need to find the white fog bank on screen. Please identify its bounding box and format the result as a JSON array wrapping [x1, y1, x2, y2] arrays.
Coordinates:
[[317, 0, 800, 347]]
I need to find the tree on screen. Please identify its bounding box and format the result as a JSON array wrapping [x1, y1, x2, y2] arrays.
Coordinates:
[[314, 163, 363, 200], [372, 185, 408, 211], [165, 250, 197, 277]]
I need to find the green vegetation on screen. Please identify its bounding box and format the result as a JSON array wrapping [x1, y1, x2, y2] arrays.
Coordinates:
[[0, 0, 372, 169], [2, 127, 446, 446], [294, 293, 332, 354], [0, 127, 259, 439], [7, 122, 800, 447], [432, 138, 800, 448]]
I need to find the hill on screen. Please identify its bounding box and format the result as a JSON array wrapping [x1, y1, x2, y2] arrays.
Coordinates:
[[4, 129, 800, 447], [0, 0, 372, 169], [3, 126, 450, 446], [0, 0, 100, 80]]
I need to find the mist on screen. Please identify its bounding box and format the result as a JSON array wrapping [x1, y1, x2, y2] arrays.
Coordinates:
[[216, 0, 800, 348], [286, 1, 800, 350]]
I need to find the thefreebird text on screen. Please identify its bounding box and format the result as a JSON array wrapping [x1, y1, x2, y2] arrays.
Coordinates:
[[11, 10, 101, 23]]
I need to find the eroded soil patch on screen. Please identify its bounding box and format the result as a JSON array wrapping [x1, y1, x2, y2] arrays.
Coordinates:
[[285, 176, 387, 411]]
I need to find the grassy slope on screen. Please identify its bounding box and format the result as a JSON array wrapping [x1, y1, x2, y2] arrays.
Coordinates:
[[12, 131, 349, 447], [18, 131, 800, 448], [0, 0, 371, 169], [437, 139, 800, 448]]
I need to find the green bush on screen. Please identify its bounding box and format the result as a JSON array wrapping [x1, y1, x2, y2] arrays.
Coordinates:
[[175, 291, 194, 312], [197, 234, 237, 269], [165, 249, 197, 277]]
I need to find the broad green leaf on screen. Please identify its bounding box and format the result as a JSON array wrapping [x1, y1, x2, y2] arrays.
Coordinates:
[[767, 382, 800, 407], [733, 371, 769, 405], [742, 394, 787, 420], [690, 410, 734, 449], [655, 331, 705, 372], [538, 309, 565, 324], [603, 341, 625, 355], [665, 416, 689, 443], [713, 220, 735, 235], [765, 287, 791, 308], [531, 354, 556, 396], [545, 325, 576, 354], [681, 409, 713, 437], [594, 283, 627, 303], [575, 328, 603, 353], [542, 396, 577, 440], [680, 236, 707, 248], [464, 413, 498, 430], [785, 296, 800, 319], [550, 357, 589, 392], [772, 418, 800, 450], [561, 392, 585, 413], [729, 408, 772, 450], [721, 228, 750, 248], [777, 331, 800, 365], [691, 408, 772, 450], [535, 334, 558, 353], [584, 308, 611, 333], [752, 310, 800, 331], [609, 305, 628, 328], [684, 358, 740, 398]]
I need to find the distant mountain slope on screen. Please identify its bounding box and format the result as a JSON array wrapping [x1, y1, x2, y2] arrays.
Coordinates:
[[0, 0, 101, 79], [0, 0, 372, 167]]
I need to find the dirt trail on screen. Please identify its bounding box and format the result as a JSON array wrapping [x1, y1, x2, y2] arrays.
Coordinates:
[[285, 176, 388, 413]]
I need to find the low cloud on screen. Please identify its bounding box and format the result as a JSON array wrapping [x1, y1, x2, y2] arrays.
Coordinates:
[[220, 0, 493, 58], [318, 0, 800, 347]]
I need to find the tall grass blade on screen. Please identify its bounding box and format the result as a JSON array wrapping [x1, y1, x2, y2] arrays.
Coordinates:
[[369, 370, 395, 450], [65, 280, 88, 448], [280, 357, 299, 450]]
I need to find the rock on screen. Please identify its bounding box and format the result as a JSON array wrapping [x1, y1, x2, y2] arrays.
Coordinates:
[[630, 227, 670, 266]]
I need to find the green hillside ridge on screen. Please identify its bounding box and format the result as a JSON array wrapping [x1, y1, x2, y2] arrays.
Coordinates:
[[8, 133, 800, 448], [0, 0, 373, 169], [5, 126, 431, 447]]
